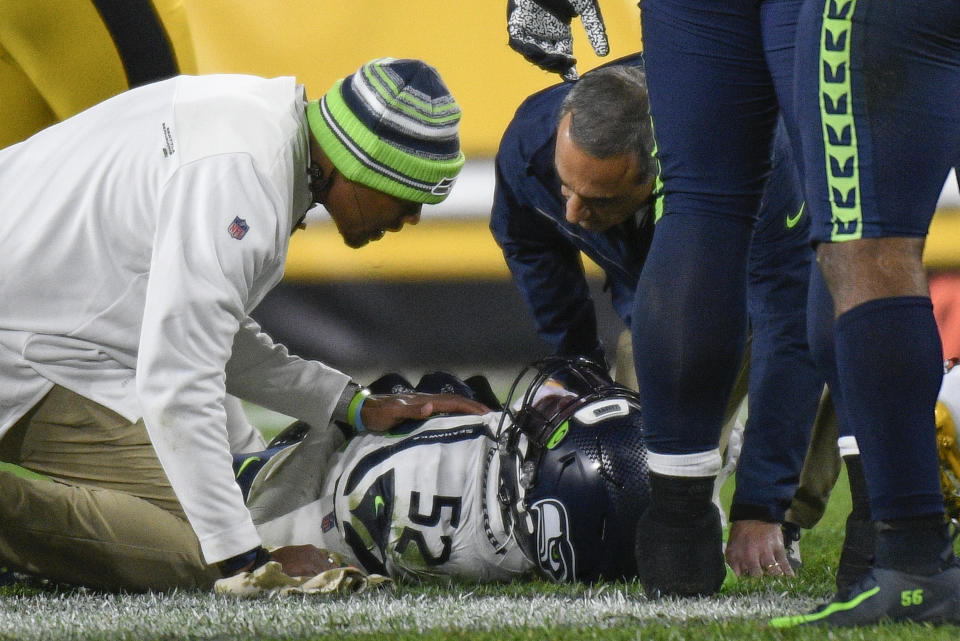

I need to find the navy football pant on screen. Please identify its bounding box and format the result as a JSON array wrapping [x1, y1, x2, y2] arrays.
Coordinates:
[[637, 0, 959, 520], [636, 0, 803, 456]]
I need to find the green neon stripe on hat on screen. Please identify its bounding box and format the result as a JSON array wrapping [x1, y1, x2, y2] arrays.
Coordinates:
[[319, 87, 464, 180], [308, 93, 464, 204], [769, 585, 879, 628], [366, 60, 461, 123], [364, 61, 462, 125], [819, 0, 862, 241]]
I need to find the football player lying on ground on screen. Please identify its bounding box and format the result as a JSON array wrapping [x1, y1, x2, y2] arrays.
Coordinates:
[[234, 357, 650, 584], [232, 353, 960, 587], [0, 357, 646, 589], [5, 356, 957, 589]]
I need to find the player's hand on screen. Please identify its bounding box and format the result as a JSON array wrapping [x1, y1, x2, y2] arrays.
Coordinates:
[[360, 393, 491, 432], [507, 0, 609, 81], [269, 544, 342, 577], [725, 520, 794, 578]]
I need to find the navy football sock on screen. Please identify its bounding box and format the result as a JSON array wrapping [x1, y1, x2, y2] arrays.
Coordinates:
[[844, 455, 871, 521], [836, 455, 876, 591], [647, 471, 715, 525], [834, 296, 945, 522], [876, 516, 950, 574]]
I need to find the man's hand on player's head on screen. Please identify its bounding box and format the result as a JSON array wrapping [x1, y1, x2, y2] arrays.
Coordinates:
[[361, 393, 491, 432]]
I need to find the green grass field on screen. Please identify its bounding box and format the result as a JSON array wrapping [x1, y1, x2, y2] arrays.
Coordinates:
[[3, 431, 960, 640]]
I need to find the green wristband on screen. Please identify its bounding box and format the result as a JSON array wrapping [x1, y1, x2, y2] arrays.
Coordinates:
[[347, 388, 371, 432]]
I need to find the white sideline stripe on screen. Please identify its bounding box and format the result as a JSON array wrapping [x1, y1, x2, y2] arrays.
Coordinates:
[[0, 591, 818, 638], [427, 162, 960, 219]]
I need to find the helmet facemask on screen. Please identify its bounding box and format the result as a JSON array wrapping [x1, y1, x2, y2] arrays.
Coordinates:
[[496, 357, 650, 582]]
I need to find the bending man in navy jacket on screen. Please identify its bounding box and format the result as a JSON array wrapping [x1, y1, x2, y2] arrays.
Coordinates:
[[490, 53, 823, 577]]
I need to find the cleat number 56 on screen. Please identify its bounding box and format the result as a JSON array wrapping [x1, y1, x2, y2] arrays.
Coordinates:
[[901, 589, 924, 606]]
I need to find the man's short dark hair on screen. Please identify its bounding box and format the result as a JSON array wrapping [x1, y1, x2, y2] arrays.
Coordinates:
[[558, 66, 657, 185]]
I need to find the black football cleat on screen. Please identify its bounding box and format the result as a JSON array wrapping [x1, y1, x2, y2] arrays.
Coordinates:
[[635, 502, 726, 598], [772, 525, 960, 627], [771, 565, 960, 627]]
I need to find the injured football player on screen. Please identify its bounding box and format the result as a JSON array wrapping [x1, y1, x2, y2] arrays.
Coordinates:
[[229, 354, 960, 592], [234, 357, 651, 585]]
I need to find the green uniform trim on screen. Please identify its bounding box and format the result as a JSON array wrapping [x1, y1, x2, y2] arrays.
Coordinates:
[[819, 0, 862, 241], [235, 456, 261, 479], [769, 585, 879, 627]]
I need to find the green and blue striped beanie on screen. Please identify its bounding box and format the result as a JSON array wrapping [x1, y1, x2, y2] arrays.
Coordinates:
[[307, 57, 465, 205]]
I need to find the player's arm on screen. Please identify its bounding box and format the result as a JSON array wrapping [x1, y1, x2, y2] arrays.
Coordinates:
[[725, 123, 823, 577], [138, 154, 331, 577], [227, 321, 488, 435], [226, 317, 352, 428]]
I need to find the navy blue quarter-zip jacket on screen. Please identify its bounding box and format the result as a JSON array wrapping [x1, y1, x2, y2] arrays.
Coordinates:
[[490, 52, 824, 522]]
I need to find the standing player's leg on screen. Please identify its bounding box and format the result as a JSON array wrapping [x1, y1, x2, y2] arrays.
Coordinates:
[[805, 263, 876, 591], [633, 0, 790, 597], [773, 0, 960, 626]]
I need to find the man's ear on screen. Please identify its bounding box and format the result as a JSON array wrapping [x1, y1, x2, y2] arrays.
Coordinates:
[[308, 163, 336, 204], [308, 139, 337, 205]]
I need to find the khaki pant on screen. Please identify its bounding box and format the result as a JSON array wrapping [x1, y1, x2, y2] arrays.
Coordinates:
[[784, 386, 842, 529], [614, 329, 841, 526], [0, 385, 220, 591]]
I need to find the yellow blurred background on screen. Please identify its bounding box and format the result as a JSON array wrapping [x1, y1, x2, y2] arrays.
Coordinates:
[[185, 0, 960, 278], [183, 0, 645, 155], [0, 0, 644, 155], [1, 0, 957, 282], [0, 0, 649, 281]]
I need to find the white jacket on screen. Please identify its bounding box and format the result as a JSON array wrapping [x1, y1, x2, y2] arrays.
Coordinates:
[[0, 75, 351, 563]]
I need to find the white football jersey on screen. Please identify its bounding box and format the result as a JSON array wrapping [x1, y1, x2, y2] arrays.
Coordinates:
[[248, 412, 533, 582]]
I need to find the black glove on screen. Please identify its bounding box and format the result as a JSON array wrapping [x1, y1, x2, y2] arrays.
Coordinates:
[[507, 0, 609, 81]]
